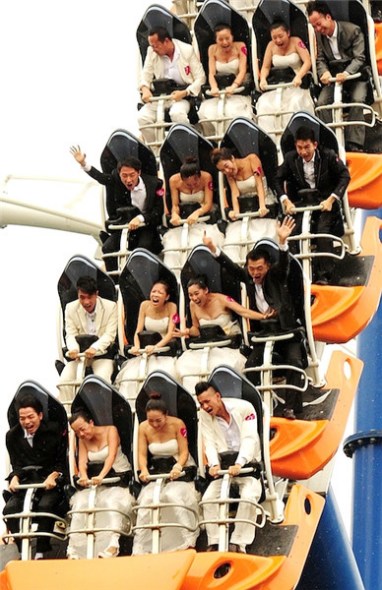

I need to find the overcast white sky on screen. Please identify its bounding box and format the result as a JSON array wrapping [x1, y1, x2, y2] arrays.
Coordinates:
[[0, 0, 355, 537]]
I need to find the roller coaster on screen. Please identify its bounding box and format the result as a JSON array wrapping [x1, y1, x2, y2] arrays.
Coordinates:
[[0, 1, 381, 589]]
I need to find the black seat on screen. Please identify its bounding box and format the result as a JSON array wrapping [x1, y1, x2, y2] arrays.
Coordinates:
[[100, 129, 157, 177], [8, 381, 67, 434], [136, 4, 192, 66], [180, 244, 243, 345], [221, 117, 278, 215], [252, 0, 313, 89], [194, 0, 254, 94], [280, 110, 339, 157], [135, 370, 198, 465], [71, 375, 133, 468], [160, 123, 220, 222], [56, 255, 117, 367], [119, 248, 179, 347]]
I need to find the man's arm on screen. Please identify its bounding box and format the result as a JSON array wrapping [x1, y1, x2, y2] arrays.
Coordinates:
[[184, 44, 206, 96], [141, 176, 164, 227], [341, 22, 367, 76], [91, 300, 118, 355]]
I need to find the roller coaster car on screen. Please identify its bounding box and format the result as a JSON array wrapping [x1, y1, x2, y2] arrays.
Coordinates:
[[281, 111, 382, 343], [194, 0, 254, 92], [3, 382, 68, 562], [56, 254, 117, 366]]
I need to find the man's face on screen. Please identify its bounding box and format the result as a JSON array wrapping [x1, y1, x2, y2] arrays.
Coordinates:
[[148, 34, 170, 57], [19, 407, 43, 435], [197, 387, 224, 417], [295, 138, 318, 162], [308, 11, 335, 36], [119, 166, 140, 191], [78, 288, 98, 313], [247, 257, 271, 284]]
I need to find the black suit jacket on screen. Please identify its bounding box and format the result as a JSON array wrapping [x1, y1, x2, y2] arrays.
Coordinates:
[[217, 249, 299, 333], [6, 421, 68, 483], [86, 167, 164, 227], [275, 147, 350, 204], [315, 21, 368, 78]]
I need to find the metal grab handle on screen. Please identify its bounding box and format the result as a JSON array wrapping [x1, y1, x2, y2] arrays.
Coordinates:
[[206, 86, 245, 96]]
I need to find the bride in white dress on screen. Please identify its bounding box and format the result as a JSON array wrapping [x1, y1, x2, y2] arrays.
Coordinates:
[[174, 276, 268, 392], [198, 24, 253, 137], [162, 157, 224, 277], [114, 280, 179, 408], [256, 21, 315, 139], [211, 147, 278, 262], [67, 410, 135, 559], [133, 397, 200, 554]]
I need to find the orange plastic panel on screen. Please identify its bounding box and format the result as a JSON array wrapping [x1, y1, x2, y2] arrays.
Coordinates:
[[270, 351, 363, 479], [0, 551, 195, 590], [376, 23, 382, 75], [311, 216, 382, 343], [347, 153, 382, 209]]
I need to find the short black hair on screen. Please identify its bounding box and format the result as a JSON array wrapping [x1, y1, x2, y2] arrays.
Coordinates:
[[148, 26, 172, 42], [246, 248, 271, 265], [306, 1, 333, 18], [15, 394, 43, 415], [294, 125, 316, 143], [117, 156, 142, 173], [195, 381, 216, 396], [76, 276, 98, 295]]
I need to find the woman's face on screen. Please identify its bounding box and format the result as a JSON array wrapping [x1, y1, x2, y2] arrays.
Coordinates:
[[71, 417, 94, 440], [216, 157, 237, 177], [150, 283, 169, 307], [271, 26, 290, 48], [147, 409, 167, 431], [215, 28, 233, 50], [188, 283, 208, 307], [183, 174, 201, 191]]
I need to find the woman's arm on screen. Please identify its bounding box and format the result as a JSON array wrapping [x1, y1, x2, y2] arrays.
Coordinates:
[[231, 43, 248, 88], [77, 439, 89, 485], [259, 42, 273, 90], [227, 175, 241, 220], [187, 172, 214, 224], [169, 419, 190, 480], [293, 37, 312, 86], [93, 426, 120, 482], [131, 301, 148, 352], [207, 44, 220, 96], [138, 423, 150, 482], [249, 154, 268, 216], [151, 302, 178, 350], [220, 293, 268, 321], [169, 174, 182, 225]]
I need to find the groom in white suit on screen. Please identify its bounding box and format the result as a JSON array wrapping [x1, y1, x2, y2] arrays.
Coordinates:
[[195, 381, 262, 553], [58, 276, 117, 401]]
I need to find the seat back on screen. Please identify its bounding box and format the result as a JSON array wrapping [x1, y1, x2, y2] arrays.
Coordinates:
[[160, 123, 219, 216], [71, 375, 133, 465], [280, 110, 339, 157], [194, 0, 253, 82], [119, 248, 179, 345], [8, 380, 67, 433], [136, 4, 192, 65], [100, 129, 157, 177], [135, 370, 198, 464]]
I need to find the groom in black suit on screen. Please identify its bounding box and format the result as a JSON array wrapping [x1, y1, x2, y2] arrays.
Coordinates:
[[3, 394, 68, 558], [275, 125, 350, 283], [203, 217, 306, 419]]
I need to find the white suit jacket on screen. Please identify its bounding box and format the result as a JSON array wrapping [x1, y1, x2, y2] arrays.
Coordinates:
[[64, 296, 117, 355], [140, 39, 206, 97], [199, 398, 261, 468]]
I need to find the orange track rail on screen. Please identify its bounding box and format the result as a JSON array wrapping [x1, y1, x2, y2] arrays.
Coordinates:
[[311, 216, 382, 344], [347, 153, 382, 209], [270, 351, 363, 479]]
